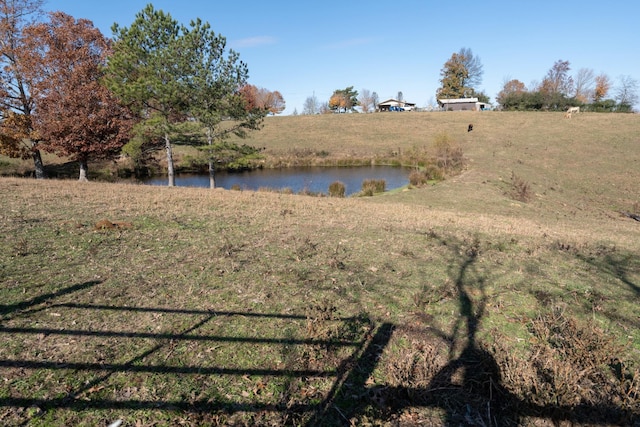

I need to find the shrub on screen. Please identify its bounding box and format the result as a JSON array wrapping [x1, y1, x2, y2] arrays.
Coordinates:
[[361, 179, 386, 196], [424, 164, 445, 181], [409, 164, 445, 187], [432, 132, 464, 173], [409, 170, 428, 186], [328, 181, 345, 197], [510, 171, 532, 202]]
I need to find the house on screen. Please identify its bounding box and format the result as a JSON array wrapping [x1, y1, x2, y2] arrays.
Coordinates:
[[377, 99, 416, 112], [437, 97, 489, 111]]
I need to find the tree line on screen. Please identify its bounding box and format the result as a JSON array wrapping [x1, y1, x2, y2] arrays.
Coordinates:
[[300, 87, 378, 115], [298, 47, 637, 115], [437, 49, 638, 112], [0, 1, 285, 185]]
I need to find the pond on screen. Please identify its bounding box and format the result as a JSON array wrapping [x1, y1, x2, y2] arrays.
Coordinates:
[[144, 166, 410, 196]]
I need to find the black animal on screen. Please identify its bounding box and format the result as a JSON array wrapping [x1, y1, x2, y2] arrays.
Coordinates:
[[467, 124, 473, 132]]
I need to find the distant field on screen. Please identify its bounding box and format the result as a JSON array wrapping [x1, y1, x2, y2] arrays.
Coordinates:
[[1, 111, 640, 425], [234, 111, 640, 222]]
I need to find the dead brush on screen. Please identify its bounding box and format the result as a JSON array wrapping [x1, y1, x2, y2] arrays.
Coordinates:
[[293, 236, 317, 261], [93, 219, 133, 231], [413, 280, 457, 309], [303, 301, 344, 366], [509, 171, 532, 202], [493, 305, 640, 419], [304, 302, 371, 354], [384, 340, 442, 397], [432, 132, 465, 173], [218, 235, 242, 257], [305, 300, 339, 341]]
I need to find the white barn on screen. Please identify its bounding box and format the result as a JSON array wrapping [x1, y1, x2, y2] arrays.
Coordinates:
[[437, 97, 489, 111]]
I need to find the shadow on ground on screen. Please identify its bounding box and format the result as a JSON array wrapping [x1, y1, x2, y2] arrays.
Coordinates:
[[1, 243, 639, 425]]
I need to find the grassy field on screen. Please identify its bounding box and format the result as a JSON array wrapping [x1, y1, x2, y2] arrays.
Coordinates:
[[1, 111, 640, 425]]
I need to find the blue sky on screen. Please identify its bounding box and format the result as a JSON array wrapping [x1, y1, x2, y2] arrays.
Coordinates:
[[49, 1, 639, 114]]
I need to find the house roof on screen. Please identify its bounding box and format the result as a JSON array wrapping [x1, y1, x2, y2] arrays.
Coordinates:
[[437, 98, 479, 104], [378, 99, 416, 106]]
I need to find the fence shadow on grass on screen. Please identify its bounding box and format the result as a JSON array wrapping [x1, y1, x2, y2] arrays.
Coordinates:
[[0, 280, 102, 318], [0, 284, 388, 424], [1, 249, 638, 425]]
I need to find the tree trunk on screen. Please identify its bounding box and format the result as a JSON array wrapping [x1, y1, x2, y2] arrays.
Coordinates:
[[207, 127, 215, 188], [78, 159, 89, 182], [32, 147, 46, 179], [209, 157, 215, 189], [164, 132, 175, 187]]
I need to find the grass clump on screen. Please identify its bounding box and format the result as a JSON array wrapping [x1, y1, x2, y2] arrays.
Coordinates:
[[360, 179, 386, 196], [328, 180, 345, 197]]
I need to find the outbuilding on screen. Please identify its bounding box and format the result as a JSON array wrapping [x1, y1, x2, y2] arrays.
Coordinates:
[[377, 99, 416, 112], [437, 97, 489, 111]]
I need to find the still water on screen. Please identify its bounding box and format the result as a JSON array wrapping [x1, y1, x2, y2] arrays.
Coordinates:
[[144, 166, 409, 196]]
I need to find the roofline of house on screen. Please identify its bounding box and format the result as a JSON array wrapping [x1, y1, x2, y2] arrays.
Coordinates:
[[378, 99, 416, 106], [437, 98, 480, 104]]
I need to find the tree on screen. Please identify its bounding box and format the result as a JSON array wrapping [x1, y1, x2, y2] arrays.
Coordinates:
[[302, 94, 319, 115], [329, 92, 347, 112], [239, 84, 285, 115], [21, 12, 133, 181], [593, 73, 611, 102], [371, 91, 379, 111], [328, 86, 358, 113], [318, 101, 330, 114], [474, 90, 490, 104], [0, 109, 34, 158], [358, 88, 375, 113], [540, 60, 573, 97], [614, 75, 638, 111], [436, 52, 471, 100], [458, 47, 483, 89], [573, 68, 595, 104], [192, 82, 264, 189], [535, 60, 575, 110], [436, 48, 484, 101], [264, 90, 285, 114], [165, 17, 266, 188], [496, 78, 527, 107], [105, 4, 195, 186], [0, 0, 46, 178]]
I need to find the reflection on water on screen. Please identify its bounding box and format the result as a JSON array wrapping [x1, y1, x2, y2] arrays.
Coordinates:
[[144, 166, 409, 196]]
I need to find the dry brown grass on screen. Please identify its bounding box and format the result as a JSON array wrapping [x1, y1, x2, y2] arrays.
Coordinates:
[[1, 111, 640, 425]]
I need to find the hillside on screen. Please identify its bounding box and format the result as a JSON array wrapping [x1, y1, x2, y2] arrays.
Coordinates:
[[1, 111, 640, 425], [234, 111, 640, 226]]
